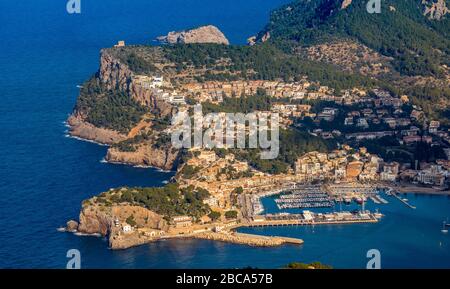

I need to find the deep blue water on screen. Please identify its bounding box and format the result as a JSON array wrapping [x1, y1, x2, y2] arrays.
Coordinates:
[[0, 0, 449, 269]]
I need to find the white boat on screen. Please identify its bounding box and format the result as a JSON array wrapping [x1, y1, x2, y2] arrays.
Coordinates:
[[441, 221, 448, 234]]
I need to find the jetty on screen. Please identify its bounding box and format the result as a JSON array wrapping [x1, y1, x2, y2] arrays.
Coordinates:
[[194, 231, 303, 246], [390, 191, 416, 209]]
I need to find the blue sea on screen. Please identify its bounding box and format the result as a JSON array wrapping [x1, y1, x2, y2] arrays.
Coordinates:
[[0, 0, 449, 268]]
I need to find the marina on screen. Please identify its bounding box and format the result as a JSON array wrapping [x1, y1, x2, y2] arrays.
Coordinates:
[[274, 187, 334, 209], [243, 183, 391, 229], [261, 184, 392, 212]]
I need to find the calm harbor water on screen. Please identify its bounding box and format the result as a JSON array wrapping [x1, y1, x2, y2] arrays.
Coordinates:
[[0, 0, 449, 268]]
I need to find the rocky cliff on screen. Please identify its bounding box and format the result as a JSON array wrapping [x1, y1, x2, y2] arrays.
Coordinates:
[[157, 25, 229, 45], [77, 204, 112, 236], [99, 49, 172, 115], [67, 114, 127, 144], [106, 142, 179, 171], [67, 47, 179, 169], [76, 202, 167, 249]]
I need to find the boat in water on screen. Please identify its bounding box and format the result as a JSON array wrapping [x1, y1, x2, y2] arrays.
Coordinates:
[[442, 221, 448, 234], [355, 197, 363, 205]]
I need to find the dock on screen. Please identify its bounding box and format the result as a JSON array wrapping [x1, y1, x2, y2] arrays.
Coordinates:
[[391, 191, 416, 209], [243, 216, 378, 228]]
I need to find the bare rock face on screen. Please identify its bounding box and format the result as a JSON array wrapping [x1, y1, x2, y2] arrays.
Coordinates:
[[66, 220, 79, 232], [77, 205, 112, 236], [106, 143, 179, 171], [157, 25, 229, 45], [99, 50, 174, 117], [67, 114, 127, 144], [423, 0, 449, 20], [99, 50, 133, 92], [341, 0, 352, 9]]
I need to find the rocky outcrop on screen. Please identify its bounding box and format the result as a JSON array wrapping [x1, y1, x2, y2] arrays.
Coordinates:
[[77, 205, 112, 236], [250, 31, 271, 45], [423, 0, 449, 20], [341, 0, 352, 9], [76, 203, 167, 249], [157, 25, 229, 45], [67, 114, 127, 144], [66, 220, 79, 232], [99, 50, 133, 92], [106, 143, 179, 171]]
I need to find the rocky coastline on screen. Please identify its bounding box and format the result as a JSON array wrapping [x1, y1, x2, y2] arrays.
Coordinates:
[[67, 114, 127, 145], [156, 25, 229, 45], [64, 200, 302, 250]]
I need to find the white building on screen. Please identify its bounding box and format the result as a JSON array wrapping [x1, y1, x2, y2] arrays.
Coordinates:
[[122, 224, 132, 233]]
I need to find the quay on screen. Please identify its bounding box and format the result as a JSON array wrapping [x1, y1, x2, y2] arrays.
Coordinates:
[[242, 210, 380, 228], [244, 217, 378, 228]]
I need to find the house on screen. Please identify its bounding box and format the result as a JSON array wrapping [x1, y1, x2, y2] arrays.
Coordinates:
[[122, 224, 132, 233], [152, 75, 164, 87], [252, 216, 266, 222], [356, 118, 369, 129], [344, 117, 354, 126], [169, 94, 186, 105], [114, 40, 125, 47], [429, 121, 440, 134], [203, 195, 219, 207], [416, 165, 447, 186], [346, 161, 364, 180], [172, 216, 193, 228], [380, 162, 399, 181]]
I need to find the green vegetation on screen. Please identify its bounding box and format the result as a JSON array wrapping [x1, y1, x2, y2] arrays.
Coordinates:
[[361, 137, 445, 166], [163, 43, 377, 92], [230, 187, 244, 206], [218, 166, 253, 180], [180, 165, 200, 179], [232, 187, 244, 195], [224, 210, 238, 219], [110, 184, 211, 219], [122, 52, 158, 74], [112, 131, 153, 152], [263, 0, 449, 77], [208, 211, 221, 221], [231, 128, 335, 174], [406, 85, 450, 127], [284, 261, 332, 269], [202, 89, 273, 114], [75, 77, 147, 133], [126, 215, 137, 227]]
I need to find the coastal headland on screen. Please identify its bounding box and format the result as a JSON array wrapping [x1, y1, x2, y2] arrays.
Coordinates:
[[65, 1, 450, 251]]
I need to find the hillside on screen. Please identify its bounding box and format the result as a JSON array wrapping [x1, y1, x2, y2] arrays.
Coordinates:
[[259, 0, 449, 77]]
